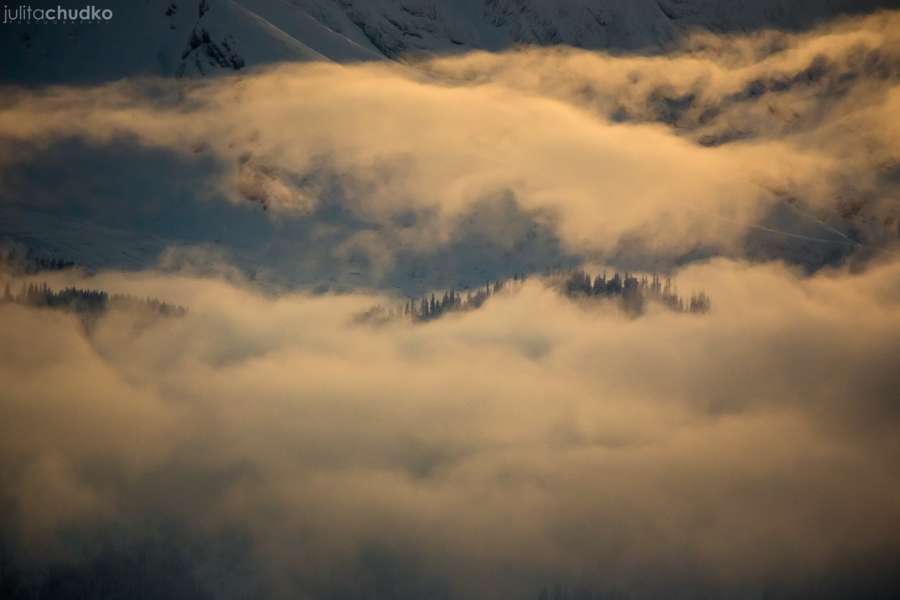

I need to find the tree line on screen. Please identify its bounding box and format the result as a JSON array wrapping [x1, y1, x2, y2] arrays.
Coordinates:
[[359, 270, 711, 325], [560, 269, 711, 316], [2, 281, 187, 319]]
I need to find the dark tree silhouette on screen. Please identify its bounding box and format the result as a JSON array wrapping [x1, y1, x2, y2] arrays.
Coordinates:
[[560, 268, 708, 317], [359, 269, 711, 326], [1, 280, 188, 326]]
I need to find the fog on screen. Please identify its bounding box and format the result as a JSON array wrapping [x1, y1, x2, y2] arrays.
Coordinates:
[[2, 255, 900, 597], [1, 8, 900, 599], [0, 10, 897, 286]]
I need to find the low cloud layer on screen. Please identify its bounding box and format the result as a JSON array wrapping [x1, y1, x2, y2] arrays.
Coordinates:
[[2, 256, 900, 597], [0, 11, 898, 289]]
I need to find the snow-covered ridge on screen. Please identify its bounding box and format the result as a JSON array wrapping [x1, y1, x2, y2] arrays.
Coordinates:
[[1, 0, 894, 83], [0, 0, 379, 84]]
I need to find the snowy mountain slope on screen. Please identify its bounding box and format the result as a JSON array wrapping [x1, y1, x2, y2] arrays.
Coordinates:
[[0, 0, 378, 84], [3, 0, 897, 84], [285, 0, 899, 59], [235, 0, 383, 61]]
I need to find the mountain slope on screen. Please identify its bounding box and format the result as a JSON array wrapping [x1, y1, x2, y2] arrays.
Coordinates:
[[281, 0, 899, 58], [2, 0, 897, 84], [0, 0, 379, 84]]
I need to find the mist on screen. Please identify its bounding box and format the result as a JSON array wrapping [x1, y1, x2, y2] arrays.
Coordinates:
[[1, 10, 898, 289], [2, 6, 900, 599], [1, 255, 900, 598]]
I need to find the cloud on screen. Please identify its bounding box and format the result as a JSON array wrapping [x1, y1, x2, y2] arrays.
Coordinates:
[[2, 255, 900, 597], [1, 65, 770, 257], [1, 12, 900, 596], [0, 10, 897, 286]]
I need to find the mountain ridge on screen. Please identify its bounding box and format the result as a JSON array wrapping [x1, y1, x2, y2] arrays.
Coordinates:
[[2, 0, 897, 84]]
